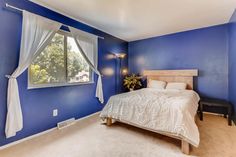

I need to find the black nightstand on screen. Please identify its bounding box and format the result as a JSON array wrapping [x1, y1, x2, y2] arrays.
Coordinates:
[[199, 97, 232, 126]]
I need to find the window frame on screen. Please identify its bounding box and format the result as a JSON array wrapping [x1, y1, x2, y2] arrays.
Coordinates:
[[28, 29, 94, 89]]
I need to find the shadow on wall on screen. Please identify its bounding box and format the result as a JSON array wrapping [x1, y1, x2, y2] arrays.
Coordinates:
[[228, 9, 236, 121], [0, 0, 128, 147], [128, 24, 229, 101]]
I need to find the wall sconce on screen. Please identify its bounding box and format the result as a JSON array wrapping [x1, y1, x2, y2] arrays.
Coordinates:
[[121, 68, 128, 75], [114, 53, 126, 59], [102, 67, 114, 76]]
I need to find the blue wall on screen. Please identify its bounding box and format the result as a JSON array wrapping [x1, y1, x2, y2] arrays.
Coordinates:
[[0, 0, 128, 146], [0, 0, 235, 147], [229, 10, 236, 116], [129, 25, 229, 100]]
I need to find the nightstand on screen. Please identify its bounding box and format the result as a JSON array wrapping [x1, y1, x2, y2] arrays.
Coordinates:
[[199, 97, 232, 126]]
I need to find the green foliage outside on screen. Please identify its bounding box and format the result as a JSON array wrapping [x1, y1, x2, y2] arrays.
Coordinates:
[[30, 33, 89, 84]]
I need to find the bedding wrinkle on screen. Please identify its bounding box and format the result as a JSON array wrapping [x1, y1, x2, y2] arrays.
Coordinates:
[[100, 88, 200, 147]]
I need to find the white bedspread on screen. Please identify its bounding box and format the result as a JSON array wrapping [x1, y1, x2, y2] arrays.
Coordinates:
[[100, 88, 200, 147]]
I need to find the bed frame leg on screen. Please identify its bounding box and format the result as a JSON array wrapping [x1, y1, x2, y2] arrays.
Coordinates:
[[181, 140, 190, 155], [106, 117, 112, 126]]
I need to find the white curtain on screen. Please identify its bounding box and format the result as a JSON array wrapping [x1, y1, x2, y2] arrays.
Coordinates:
[[5, 11, 61, 138], [69, 27, 104, 103]]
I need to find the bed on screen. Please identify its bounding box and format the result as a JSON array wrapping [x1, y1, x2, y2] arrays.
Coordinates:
[[100, 69, 199, 154]]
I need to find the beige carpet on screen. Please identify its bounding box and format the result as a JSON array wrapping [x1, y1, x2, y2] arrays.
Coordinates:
[[0, 113, 236, 157]]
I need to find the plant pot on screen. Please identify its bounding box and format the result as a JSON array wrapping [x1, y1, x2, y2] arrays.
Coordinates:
[[129, 88, 134, 92]]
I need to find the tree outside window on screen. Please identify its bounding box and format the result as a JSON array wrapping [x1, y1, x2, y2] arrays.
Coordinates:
[[29, 31, 92, 88]]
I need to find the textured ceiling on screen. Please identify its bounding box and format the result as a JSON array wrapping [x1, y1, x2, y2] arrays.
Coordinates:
[[31, 0, 236, 41]]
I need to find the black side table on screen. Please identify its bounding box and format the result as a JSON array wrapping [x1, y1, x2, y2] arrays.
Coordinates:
[[199, 97, 232, 126]]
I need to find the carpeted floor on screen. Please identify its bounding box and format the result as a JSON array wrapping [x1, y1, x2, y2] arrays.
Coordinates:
[[0, 113, 236, 157]]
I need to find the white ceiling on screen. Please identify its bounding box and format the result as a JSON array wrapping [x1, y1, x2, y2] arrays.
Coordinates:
[[31, 0, 236, 41]]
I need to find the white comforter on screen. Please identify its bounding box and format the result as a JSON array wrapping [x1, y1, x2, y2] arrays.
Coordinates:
[[100, 88, 200, 147]]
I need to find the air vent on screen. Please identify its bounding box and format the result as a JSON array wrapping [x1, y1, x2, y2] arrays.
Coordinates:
[[57, 118, 75, 129]]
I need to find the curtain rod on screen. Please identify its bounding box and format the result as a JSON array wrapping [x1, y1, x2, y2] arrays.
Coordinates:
[[5, 3, 105, 39]]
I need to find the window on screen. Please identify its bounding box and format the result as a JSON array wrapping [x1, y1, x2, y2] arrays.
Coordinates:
[[28, 30, 93, 89]]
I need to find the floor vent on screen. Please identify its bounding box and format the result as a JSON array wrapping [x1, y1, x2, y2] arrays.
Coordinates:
[[57, 118, 76, 129]]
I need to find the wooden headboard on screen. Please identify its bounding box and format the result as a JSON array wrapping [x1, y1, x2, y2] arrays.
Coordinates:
[[143, 69, 198, 90]]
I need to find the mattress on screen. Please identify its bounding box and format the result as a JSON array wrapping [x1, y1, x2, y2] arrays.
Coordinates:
[[100, 88, 200, 147]]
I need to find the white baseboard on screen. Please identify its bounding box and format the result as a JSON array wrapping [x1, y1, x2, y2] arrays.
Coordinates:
[[0, 111, 101, 150], [203, 111, 225, 116], [202, 112, 236, 126]]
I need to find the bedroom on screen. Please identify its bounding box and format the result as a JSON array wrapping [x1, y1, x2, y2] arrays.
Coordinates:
[[0, 0, 236, 156]]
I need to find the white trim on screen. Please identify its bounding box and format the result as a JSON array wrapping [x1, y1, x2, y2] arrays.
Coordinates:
[[203, 111, 228, 116], [28, 81, 95, 90], [27, 30, 94, 90], [30, 0, 125, 41], [30, 0, 99, 30], [0, 111, 101, 150], [202, 112, 235, 126]]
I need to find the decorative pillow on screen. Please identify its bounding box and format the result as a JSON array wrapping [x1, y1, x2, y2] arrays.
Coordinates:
[[166, 82, 187, 90], [148, 80, 166, 89]]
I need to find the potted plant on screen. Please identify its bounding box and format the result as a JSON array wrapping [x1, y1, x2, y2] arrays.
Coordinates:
[[123, 74, 142, 91]]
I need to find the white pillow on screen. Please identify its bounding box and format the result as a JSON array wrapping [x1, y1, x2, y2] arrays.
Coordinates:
[[166, 82, 187, 90], [148, 80, 166, 89]]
